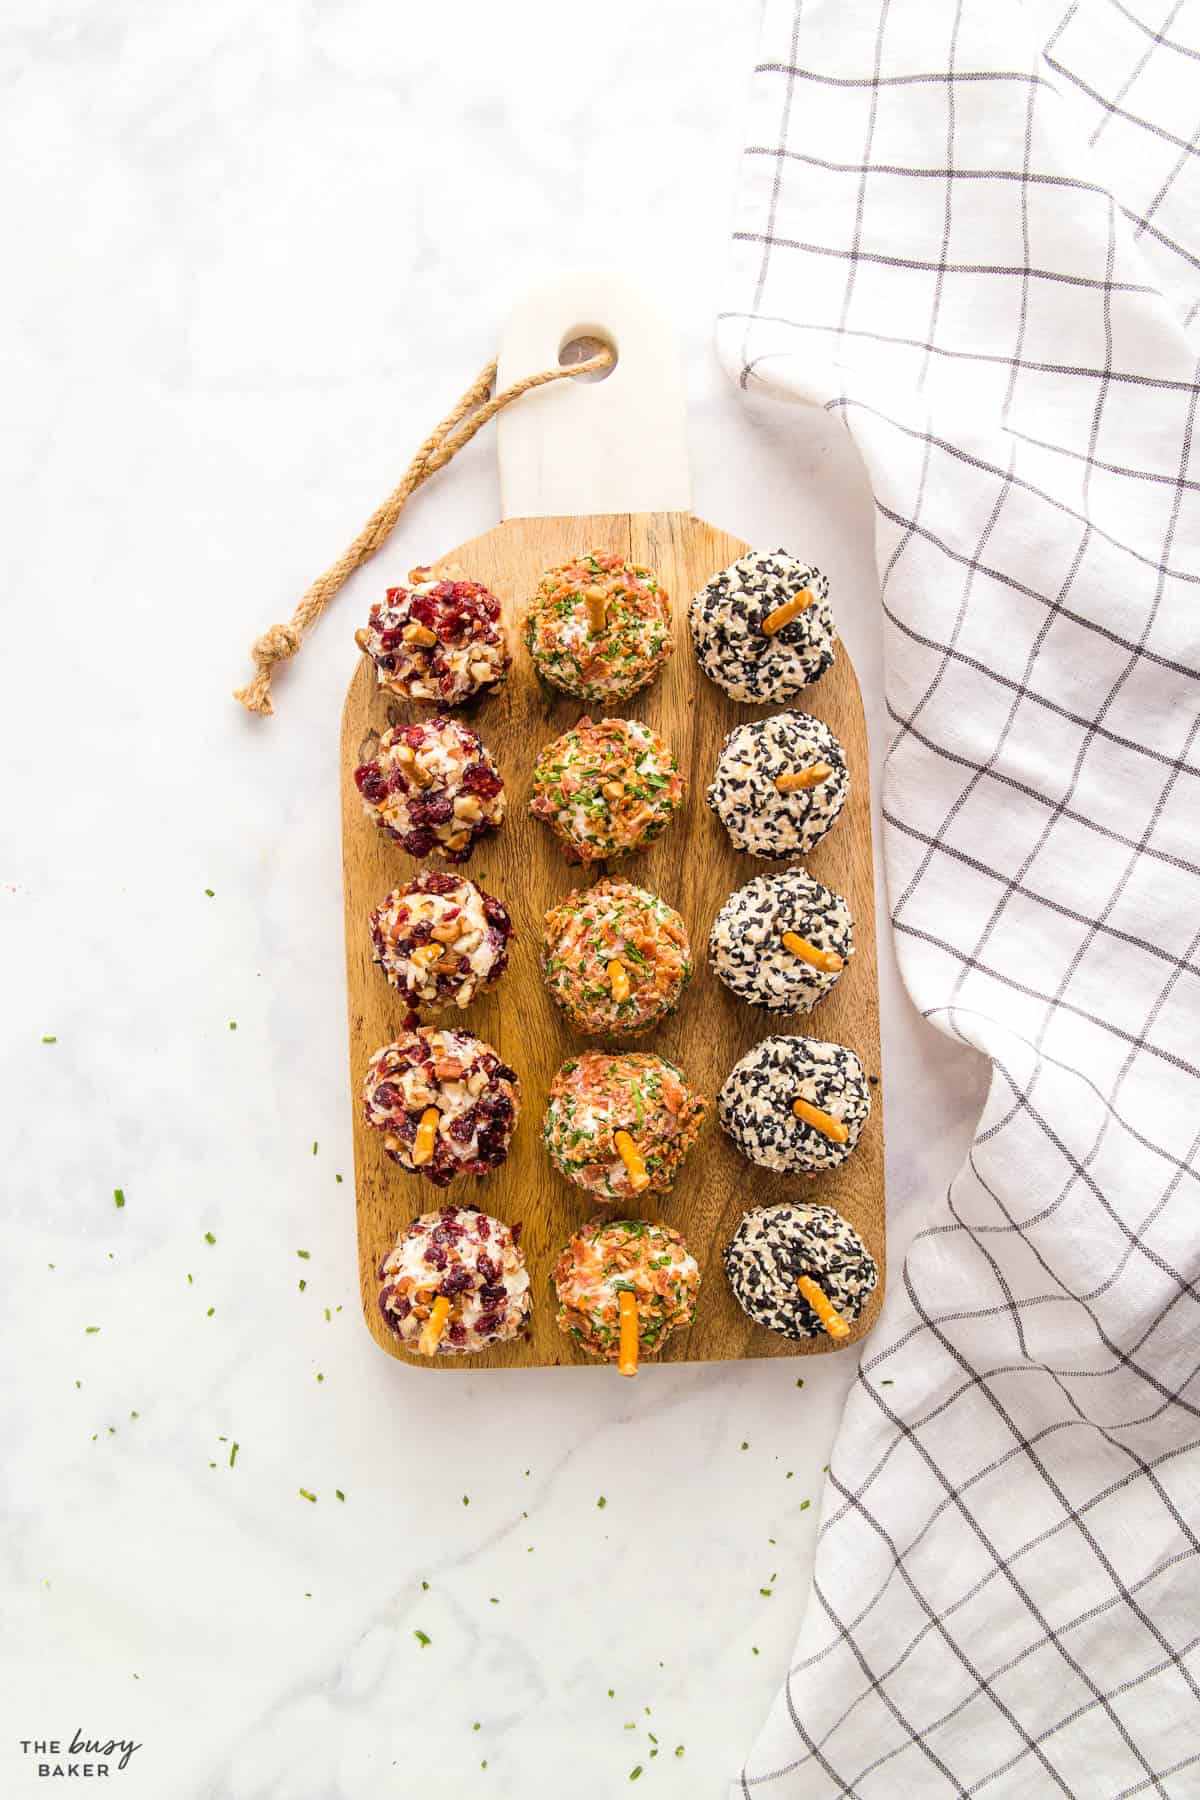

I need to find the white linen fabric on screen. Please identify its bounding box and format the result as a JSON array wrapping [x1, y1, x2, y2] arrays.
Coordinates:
[[719, 2, 1200, 1793]]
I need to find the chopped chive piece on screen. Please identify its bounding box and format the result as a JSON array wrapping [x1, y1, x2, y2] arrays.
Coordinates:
[[312, 1141, 318, 1155], [296, 1250, 310, 1259], [421, 1580, 429, 1590], [85, 1326, 100, 1334], [229, 1022, 237, 1031], [630, 1769, 642, 1782], [675, 1746, 684, 1757], [760, 1588, 772, 1597], [335, 1489, 345, 1501], [462, 1495, 470, 1506], [800, 1498, 811, 1511], [597, 1496, 606, 1509], [335, 1173, 343, 1184], [229, 1442, 239, 1468], [740, 1441, 749, 1450], [113, 1189, 125, 1208], [186, 1273, 193, 1284], [316, 1373, 324, 1383], [42, 1035, 58, 1043], [473, 1721, 480, 1731], [204, 1232, 216, 1245], [298, 1489, 316, 1503], [324, 1307, 331, 1321], [204, 888, 215, 897], [298, 1280, 307, 1291], [206, 1307, 215, 1317], [881, 1378, 894, 1386], [414, 1630, 431, 1647], [130, 1410, 139, 1419]]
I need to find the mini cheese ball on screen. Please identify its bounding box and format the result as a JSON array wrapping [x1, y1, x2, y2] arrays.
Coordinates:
[[689, 549, 835, 703], [709, 869, 853, 1016], [541, 879, 691, 1038], [363, 1028, 520, 1187], [543, 1052, 708, 1201], [724, 1203, 877, 1342], [354, 716, 505, 863], [355, 565, 510, 705], [707, 712, 849, 861], [523, 549, 672, 702], [529, 716, 686, 864], [370, 872, 512, 1012], [718, 1035, 870, 1176], [378, 1206, 530, 1355], [553, 1217, 700, 1363]]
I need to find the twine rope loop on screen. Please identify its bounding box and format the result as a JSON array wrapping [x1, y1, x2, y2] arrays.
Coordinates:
[[233, 345, 613, 715]]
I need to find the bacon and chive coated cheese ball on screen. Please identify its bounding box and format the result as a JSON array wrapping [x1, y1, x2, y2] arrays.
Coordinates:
[[354, 716, 505, 864], [541, 879, 691, 1038], [718, 1035, 870, 1176], [553, 1217, 700, 1362], [378, 1207, 530, 1354], [355, 565, 510, 705], [529, 717, 686, 864], [523, 549, 672, 702], [363, 1028, 520, 1187], [543, 1052, 708, 1201], [370, 872, 512, 1011], [707, 712, 848, 860], [689, 549, 835, 703], [724, 1203, 877, 1341], [709, 869, 853, 1016]]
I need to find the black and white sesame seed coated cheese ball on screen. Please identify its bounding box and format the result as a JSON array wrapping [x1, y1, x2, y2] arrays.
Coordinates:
[[689, 549, 835, 703], [709, 869, 853, 1016], [707, 712, 849, 861], [718, 1035, 871, 1175], [724, 1203, 877, 1340]]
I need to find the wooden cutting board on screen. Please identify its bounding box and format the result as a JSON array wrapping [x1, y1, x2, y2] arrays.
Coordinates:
[[341, 275, 885, 1369]]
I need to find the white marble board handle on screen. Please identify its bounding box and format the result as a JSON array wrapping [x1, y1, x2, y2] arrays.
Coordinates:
[[496, 271, 692, 521]]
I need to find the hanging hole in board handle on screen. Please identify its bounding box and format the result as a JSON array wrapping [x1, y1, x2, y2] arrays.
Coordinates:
[[559, 329, 618, 383]]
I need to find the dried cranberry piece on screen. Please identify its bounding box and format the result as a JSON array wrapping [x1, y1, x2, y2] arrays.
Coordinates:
[[355, 765, 388, 806], [476, 1215, 491, 1240], [371, 1081, 401, 1112], [432, 1220, 464, 1243], [409, 593, 438, 629], [399, 723, 427, 748], [510, 1220, 522, 1244], [378, 1291, 399, 1331], [447, 1109, 476, 1144], [378, 628, 404, 653], [409, 796, 454, 827], [477, 1253, 499, 1285], [425, 1163, 454, 1187], [403, 828, 436, 858], [421, 871, 459, 896], [461, 761, 502, 799], [447, 1321, 467, 1346], [494, 1065, 518, 1088], [482, 896, 510, 929], [441, 1266, 471, 1296], [479, 1284, 507, 1305], [476, 1311, 501, 1337], [391, 1294, 412, 1320]]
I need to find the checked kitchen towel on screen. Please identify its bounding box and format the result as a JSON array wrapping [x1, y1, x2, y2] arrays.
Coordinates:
[[720, 2, 1200, 1795]]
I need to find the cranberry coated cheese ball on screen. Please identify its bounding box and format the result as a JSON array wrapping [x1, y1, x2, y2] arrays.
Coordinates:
[[724, 1203, 877, 1341], [718, 1035, 870, 1176], [370, 872, 512, 1011], [709, 868, 853, 1016], [689, 549, 835, 703], [707, 712, 848, 861], [523, 549, 672, 702], [379, 1207, 530, 1354], [354, 716, 505, 863], [543, 1052, 708, 1201], [529, 717, 686, 864], [363, 1027, 520, 1187], [553, 1217, 700, 1362], [355, 565, 510, 705], [540, 878, 691, 1038]]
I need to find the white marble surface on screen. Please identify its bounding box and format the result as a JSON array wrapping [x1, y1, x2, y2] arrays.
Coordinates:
[[1, 4, 990, 1795]]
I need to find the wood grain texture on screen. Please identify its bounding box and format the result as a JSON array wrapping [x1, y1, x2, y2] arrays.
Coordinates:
[[341, 512, 885, 1370]]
